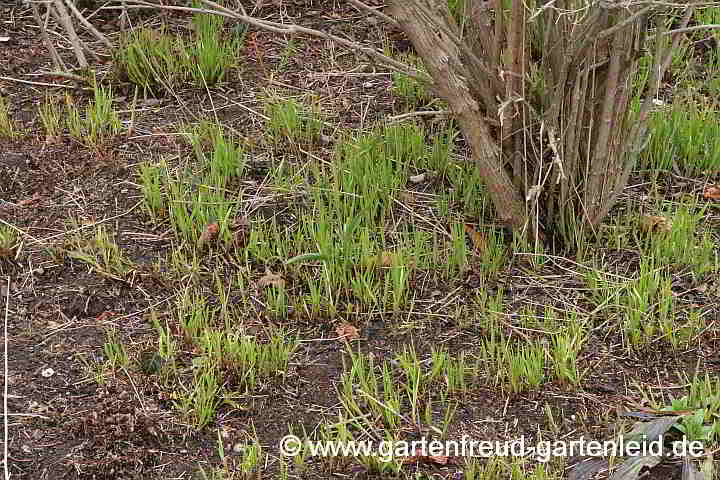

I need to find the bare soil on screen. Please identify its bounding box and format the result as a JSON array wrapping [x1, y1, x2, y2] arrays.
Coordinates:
[[1, 1, 719, 479]]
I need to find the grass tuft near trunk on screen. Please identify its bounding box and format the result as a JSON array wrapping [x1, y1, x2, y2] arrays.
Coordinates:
[[389, 0, 693, 251]]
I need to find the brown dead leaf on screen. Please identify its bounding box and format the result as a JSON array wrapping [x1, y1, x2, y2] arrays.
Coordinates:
[[378, 251, 394, 267], [197, 222, 219, 249], [639, 215, 672, 233], [233, 229, 249, 249], [17, 192, 43, 207], [231, 217, 251, 249], [464, 224, 488, 252], [703, 185, 720, 200], [96, 311, 116, 322], [257, 269, 285, 288], [335, 322, 360, 340], [372, 250, 415, 269]]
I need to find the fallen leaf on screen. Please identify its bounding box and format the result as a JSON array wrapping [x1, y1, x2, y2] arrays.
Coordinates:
[[464, 224, 488, 252], [96, 311, 116, 322], [335, 322, 359, 340], [17, 192, 43, 207], [231, 217, 250, 249], [233, 229, 249, 249], [197, 222, 219, 249], [703, 185, 720, 200], [378, 251, 394, 267], [257, 269, 285, 288], [639, 215, 672, 233]]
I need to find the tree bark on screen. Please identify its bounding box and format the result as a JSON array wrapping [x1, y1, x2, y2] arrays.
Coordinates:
[[389, 0, 531, 238]]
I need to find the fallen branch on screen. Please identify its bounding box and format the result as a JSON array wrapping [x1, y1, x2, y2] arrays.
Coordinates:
[[0, 75, 79, 89], [30, 1, 65, 71], [347, 0, 400, 28], [63, 0, 113, 48], [387, 110, 449, 123], [105, 0, 428, 82], [52, 0, 88, 68]]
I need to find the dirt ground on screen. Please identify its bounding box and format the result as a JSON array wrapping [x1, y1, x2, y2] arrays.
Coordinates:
[[1, 1, 720, 479]]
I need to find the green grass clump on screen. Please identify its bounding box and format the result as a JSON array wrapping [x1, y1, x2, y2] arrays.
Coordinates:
[[136, 122, 244, 248], [115, 12, 241, 93], [65, 82, 122, 145], [38, 95, 63, 138], [66, 226, 133, 279], [190, 121, 246, 187], [0, 225, 18, 256], [620, 258, 674, 348], [389, 53, 433, 110], [0, 96, 18, 137], [115, 27, 186, 94], [188, 2, 242, 86], [640, 201, 716, 276], [641, 103, 720, 174], [265, 96, 325, 144]]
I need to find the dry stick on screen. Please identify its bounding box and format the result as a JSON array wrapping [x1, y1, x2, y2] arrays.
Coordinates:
[[595, 5, 694, 226], [3, 277, 8, 480], [467, 1, 501, 110], [507, 0, 525, 196], [31, 1, 65, 71], [52, 0, 88, 67], [113, 0, 426, 81], [120, 0, 129, 32], [47, 4, 100, 63], [584, 29, 625, 218], [411, 0, 503, 94], [347, 0, 400, 28], [492, 0, 503, 69], [0, 75, 78, 89], [387, 110, 449, 122], [199, 0, 423, 78], [560, 67, 587, 208], [662, 23, 720, 34], [390, 0, 530, 238], [594, 4, 656, 42], [42, 70, 90, 83], [63, 0, 112, 48]]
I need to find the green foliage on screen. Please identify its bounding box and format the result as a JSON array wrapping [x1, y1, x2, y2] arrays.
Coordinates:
[[641, 104, 720, 174], [188, 2, 242, 86], [115, 28, 185, 93]]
